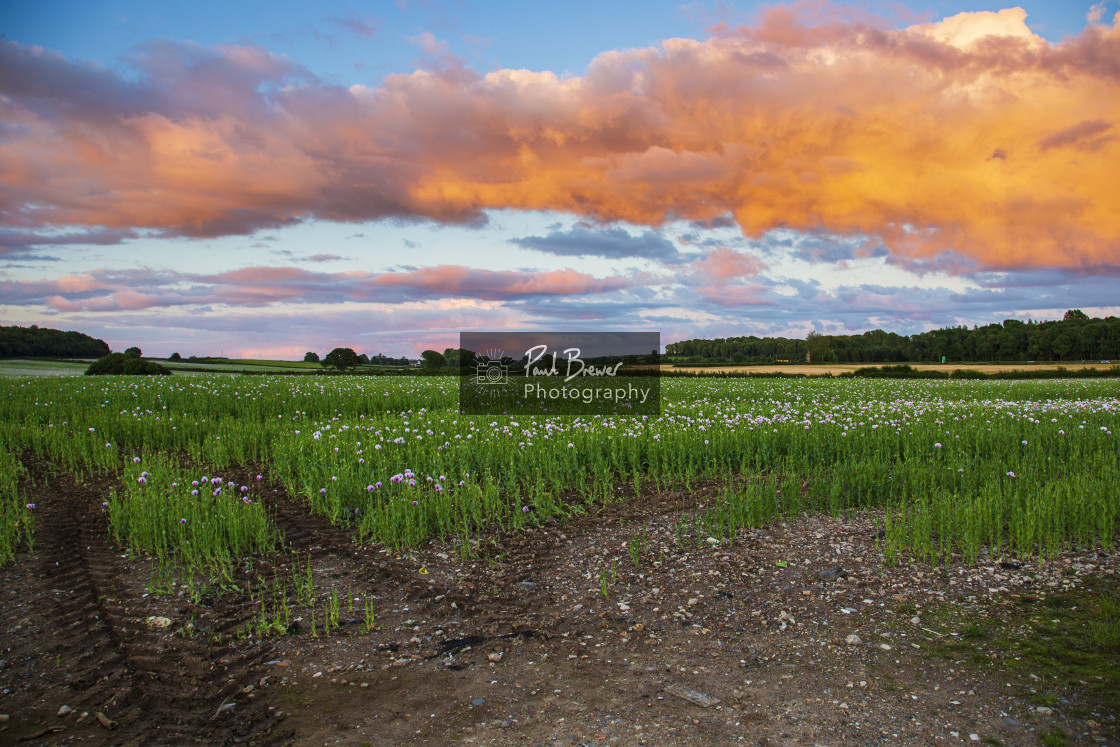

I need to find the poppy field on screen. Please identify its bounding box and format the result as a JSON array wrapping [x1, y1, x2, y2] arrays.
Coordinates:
[[2, 374, 1117, 571]]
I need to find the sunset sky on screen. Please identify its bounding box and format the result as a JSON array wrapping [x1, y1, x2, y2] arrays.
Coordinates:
[[2, 0, 1118, 359]]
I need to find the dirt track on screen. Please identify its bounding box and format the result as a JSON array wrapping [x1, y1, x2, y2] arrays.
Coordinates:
[[2, 471, 1117, 746], [0, 469, 286, 744]]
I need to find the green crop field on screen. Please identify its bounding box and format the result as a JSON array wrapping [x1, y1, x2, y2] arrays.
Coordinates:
[[0, 359, 90, 377], [2, 375, 1117, 570]]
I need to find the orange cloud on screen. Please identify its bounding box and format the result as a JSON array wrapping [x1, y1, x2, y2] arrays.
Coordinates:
[[2, 5, 1120, 269]]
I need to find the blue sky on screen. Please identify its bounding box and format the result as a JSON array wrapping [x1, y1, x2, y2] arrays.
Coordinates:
[[1, 1, 1118, 357]]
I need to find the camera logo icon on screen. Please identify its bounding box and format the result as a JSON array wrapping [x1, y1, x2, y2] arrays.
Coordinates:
[[476, 359, 510, 385]]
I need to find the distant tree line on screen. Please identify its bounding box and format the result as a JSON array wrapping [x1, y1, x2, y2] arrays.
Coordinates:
[[0, 325, 110, 359], [304, 351, 411, 366], [666, 311, 1120, 364]]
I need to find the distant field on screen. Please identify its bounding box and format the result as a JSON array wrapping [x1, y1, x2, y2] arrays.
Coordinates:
[[0, 357, 413, 377], [159, 358, 412, 374], [0, 359, 89, 376], [664, 361, 1117, 375], [160, 359, 317, 373]]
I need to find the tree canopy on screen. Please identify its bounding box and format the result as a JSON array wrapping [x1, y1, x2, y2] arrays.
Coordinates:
[[666, 311, 1120, 365], [420, 350, 447, 369], [322, 347, 360, 371], [85, 353, 171, 376], [0, 325, 110, 359]]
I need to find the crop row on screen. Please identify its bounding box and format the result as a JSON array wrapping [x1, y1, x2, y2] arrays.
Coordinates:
[[0, 375, 1116, 570]]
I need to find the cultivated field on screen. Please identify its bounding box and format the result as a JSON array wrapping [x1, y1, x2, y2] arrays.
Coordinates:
[[1, 375, 1117, 745]]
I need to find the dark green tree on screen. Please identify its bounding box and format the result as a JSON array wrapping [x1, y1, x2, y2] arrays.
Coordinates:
[[124, 346, 142, 357], [805, 331, 831, 363], [303, 351, 320, 362], [168, 352, 182, 361], [322, 347, 360, 371], [86, 353, 171, 376], [420, 350, 447, 369]]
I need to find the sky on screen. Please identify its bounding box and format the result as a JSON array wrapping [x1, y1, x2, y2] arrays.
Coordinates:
[[1, 0, 1119, 359]]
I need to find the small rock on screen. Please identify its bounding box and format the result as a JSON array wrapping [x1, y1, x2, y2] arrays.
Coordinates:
[[58, 705, 74, 717], [818, 566, 845, 582], [879, 644, 892, 651], [665, 685, 720, 708], [488, 652, 503, 663], [515, 581, 535, 591], [969, 734, 980, 742], [1036, 706, 1053, 715], [471, 698, 486, 706], [706, 537, 720, 545], [96, 712, 116, 729], [910, 616, 921, 625], [687, 598, 699, 607], [1002, 717, 1024, 727], [845, 634, 862, 645], [391, 658, 411, 667], [732, 689, 744, 700], [147, 616, 172, 629]]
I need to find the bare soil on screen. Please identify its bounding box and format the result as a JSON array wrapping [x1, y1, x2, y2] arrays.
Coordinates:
[[2, 469, 1117, 746]]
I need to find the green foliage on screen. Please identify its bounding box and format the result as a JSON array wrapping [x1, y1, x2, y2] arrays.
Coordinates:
[[124, 346, 142, 357], [0, 451, 33, 565], [303, 351, 320, 363], [107, 455, 276, 572], [420, 350, 447, 370], [0, 375, 1117, 558], [321, 347, 359, 372], [852, 364, 947, 379], [0, 324, 110, 359], [666, 310, 1120, 364], [85, 353, 172, 376]]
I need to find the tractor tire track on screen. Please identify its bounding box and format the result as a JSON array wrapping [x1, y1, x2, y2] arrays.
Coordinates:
[[15, 471, 290, 745], [251, 472, 472, 612]]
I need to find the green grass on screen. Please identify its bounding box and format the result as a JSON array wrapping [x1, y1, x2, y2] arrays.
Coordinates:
[[923, 575, 1120, 734], [1038, 727, 1069, 746], [0, 359, 88, 376]]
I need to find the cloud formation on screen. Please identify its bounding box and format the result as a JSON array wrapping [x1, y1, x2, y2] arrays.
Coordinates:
[[509, 225, 686, 263], [2, 5, 1119, 269], [0, 264, 632, 312]]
